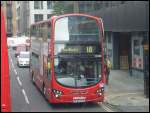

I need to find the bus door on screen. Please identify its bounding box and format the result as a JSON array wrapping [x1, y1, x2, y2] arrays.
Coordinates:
[[43, 54, 52, 98]]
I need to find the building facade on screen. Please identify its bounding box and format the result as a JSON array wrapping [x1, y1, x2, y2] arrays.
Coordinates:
[[16, 1, 53, 36], [29, 1, 53, 24], [16, 1, 27, 36], [61, 1, 149, 78], [1, 1, 17, 37]]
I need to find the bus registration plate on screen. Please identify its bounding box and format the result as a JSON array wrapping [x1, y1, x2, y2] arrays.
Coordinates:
[[73, 97, 86, 103]]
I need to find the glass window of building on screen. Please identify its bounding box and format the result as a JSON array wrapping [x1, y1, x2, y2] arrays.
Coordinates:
[[27, 1, 29, 9], [6, 1, 12, 4], [94, 3, 100, 10], [34, 1, 43, 9], [34, 14, 43, 22], [47, 14, 52, 19], [17, 7, 20, 17], [121, 1, 126, 4], [79, 4, 85, 12], [47, 1, 52, 9], [104, 1, 109, 7], [107, 33, 111, 43], [133, 39, 140, 55], [7, 18, 12, 32], [17, 20, 20, 32]]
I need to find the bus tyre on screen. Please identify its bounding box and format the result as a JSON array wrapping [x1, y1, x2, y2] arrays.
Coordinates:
[[43, 85, 46, 96], [32, 75, 35, 83], [43, 84, 48, 101], [50, 103, 57, 108]]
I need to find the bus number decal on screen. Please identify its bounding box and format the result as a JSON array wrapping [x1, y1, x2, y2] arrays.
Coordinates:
[[86, 46, 93, 53]]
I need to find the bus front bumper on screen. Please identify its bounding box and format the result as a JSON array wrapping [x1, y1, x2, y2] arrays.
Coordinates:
[[49, 94, 104, 103]]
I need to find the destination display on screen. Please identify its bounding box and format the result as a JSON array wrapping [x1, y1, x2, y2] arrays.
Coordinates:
[[60, 45, 99, 54]]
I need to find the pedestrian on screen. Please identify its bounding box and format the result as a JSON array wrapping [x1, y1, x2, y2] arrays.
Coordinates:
[[105, 56, 112, 85]]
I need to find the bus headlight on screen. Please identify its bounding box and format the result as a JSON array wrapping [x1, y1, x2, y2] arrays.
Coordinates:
[[96, 87, 104, 96], [53, 89, 62, 98]]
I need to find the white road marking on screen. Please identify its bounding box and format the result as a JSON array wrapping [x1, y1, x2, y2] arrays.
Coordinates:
[[17, 76, 22, 86], [10, 57, 15, 69], [9, 53, 30, 105], [14, 69, 17, 75], [22, 89, 30, 104], [10, 59, 13, 64], [11, 59, 14, 68], [9, 56, 18, 76]]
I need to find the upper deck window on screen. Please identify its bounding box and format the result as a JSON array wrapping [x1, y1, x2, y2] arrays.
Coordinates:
[[55, 16, 100, 42]]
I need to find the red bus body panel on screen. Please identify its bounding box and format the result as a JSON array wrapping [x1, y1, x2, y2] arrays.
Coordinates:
[[48, 78, 104, 103], [1, 8, 11, 112]]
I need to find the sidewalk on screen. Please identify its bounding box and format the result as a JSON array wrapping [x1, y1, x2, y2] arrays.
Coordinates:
[[104, 70, 149, 112]]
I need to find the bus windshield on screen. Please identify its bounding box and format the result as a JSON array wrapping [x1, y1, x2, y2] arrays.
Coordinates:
[[54, 16, 102, 88]]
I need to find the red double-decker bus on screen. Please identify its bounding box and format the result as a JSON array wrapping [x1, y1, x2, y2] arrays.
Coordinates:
[[30, 13, 105, 103], [1, 7, 11, 112]]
